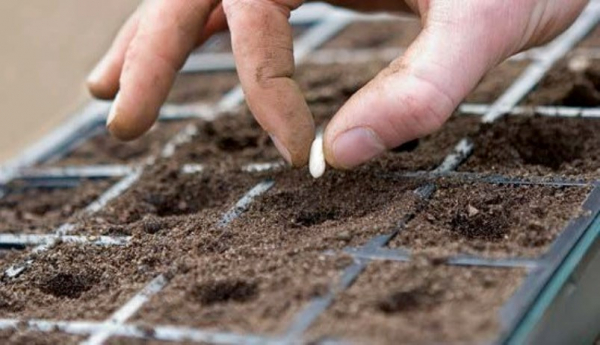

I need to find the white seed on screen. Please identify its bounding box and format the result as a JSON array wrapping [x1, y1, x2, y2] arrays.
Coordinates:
[[309, 129, 326, 179], [568, 55, 590, 73]]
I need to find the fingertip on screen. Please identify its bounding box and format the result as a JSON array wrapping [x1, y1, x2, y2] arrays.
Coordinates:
[[105, 94, 152, 142], [324, 125, 386, 170], [285, 124, 314, 168], [87, 60, 119, 100]]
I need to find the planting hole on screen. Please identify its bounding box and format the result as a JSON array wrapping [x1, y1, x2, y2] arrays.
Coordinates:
[[38, 273, 96, 299], [292, 207, 343, 228], [377, 286, 442, 314], [449, 200, 510, 241], [509, 123, 584, 170], [192, 279, 258, 306]]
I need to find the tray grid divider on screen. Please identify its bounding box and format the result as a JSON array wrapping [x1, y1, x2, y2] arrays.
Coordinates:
[[0, 2, 599, 344]]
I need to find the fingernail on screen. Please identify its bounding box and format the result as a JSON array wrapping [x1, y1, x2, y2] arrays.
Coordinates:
[[88, 58, 109, 86], [107, 92, 121, 128], [269, 134, 292, 165], [332, 127, 385, 168]]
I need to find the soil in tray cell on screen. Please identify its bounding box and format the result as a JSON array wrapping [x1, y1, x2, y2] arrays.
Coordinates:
[[579, 24, 600, 47], [0, 237, 177, 320], [461, 115, 600, 177], [172, 111, 281, 168], [464, 60, 530, 103], [225, 167, 421, 254], [166, 71, 239, 104], [0, 329, 83, 345], [321, 19, 422, 50], [175, 64, 479, 170], [295, 62, 387, 123], [308, 261, 526, 345], [391, 181, 589, 258], [525, 59, 600, 106], [48, 120, 192, 167], [79, 163, 260, 236], [134, 251, 350, 336], [0, 249, 25, 270], [0, 179, 113, 234]]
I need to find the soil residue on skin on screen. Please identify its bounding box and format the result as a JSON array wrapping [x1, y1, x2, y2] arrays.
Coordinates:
[[461, 115, 600, 177], [392, 181, 588, 258], [46, 120, 192, 167], [322, 20, 422, 50], [525, 60, 600, 106], [309, 261, 525, 345], [0, 179, 113, 234], [78, 162, 260, 236], [167, 72, 239, 104], [134, 252, 349, 335], [0, 329, 82, 345], [196, 24, 310, 54]]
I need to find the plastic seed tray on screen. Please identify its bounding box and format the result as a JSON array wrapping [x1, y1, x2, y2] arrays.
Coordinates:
[[1, 3, 600, 345]]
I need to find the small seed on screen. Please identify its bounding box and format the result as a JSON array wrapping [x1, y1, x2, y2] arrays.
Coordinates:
[[467, 205, 479, 217], [309, 129, 326, 179]]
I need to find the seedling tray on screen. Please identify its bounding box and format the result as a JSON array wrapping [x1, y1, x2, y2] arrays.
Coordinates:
[[1, 3, 600, 345]]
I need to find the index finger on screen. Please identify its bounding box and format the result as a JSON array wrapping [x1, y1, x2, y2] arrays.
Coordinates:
[[223, 0, 314, 167]]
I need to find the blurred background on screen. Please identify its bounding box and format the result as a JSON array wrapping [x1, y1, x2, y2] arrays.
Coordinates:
[[0, 1, 140, 162]]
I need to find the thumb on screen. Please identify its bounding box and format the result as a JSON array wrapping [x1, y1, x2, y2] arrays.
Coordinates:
[[323, 3, 519, 169]]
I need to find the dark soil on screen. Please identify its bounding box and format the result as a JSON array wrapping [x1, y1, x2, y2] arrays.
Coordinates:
[[226, 167, 421, 254], [77, 163, 260, 236], [525, 60, 600, 106], [0, 179, 113, 234], [0, 249, 25, 266], [391, 181, 588, 258], [579, 25, 600, 47], [174, 62, 479, 171], [172, 111, 280, 168], [0, 329, 82, 345], [134, 251, 350, 335], [322, 20, 422, 49], [295, 62, 387, 123], [465, 60, 529, 103], [47, 120, 192, 166], [167, 72, 239, 104], [0, 239, 175, 320], [309, 261, 525, 345], [461, 115, 600, 177]]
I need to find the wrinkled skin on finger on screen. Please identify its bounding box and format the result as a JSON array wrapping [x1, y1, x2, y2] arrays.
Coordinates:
[[87, 0, 588, 168]]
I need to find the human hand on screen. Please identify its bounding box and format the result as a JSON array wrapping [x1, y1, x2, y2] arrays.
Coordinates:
[[87, 0, 588, 168]]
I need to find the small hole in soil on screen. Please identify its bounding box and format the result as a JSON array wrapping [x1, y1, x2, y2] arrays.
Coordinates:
[[391, 139, 420, 153], [509, 124, 584, 170], [449, 200, 509, 241], [38, 273, 96, 299], [562, 68, 600, 107], [377, 287, 440, 314], [292, 207, 343, 228], [192, 279, 258, 306]]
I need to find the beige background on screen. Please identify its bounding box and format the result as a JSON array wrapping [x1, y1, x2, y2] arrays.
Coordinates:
[[0, 1, 141, 162]]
